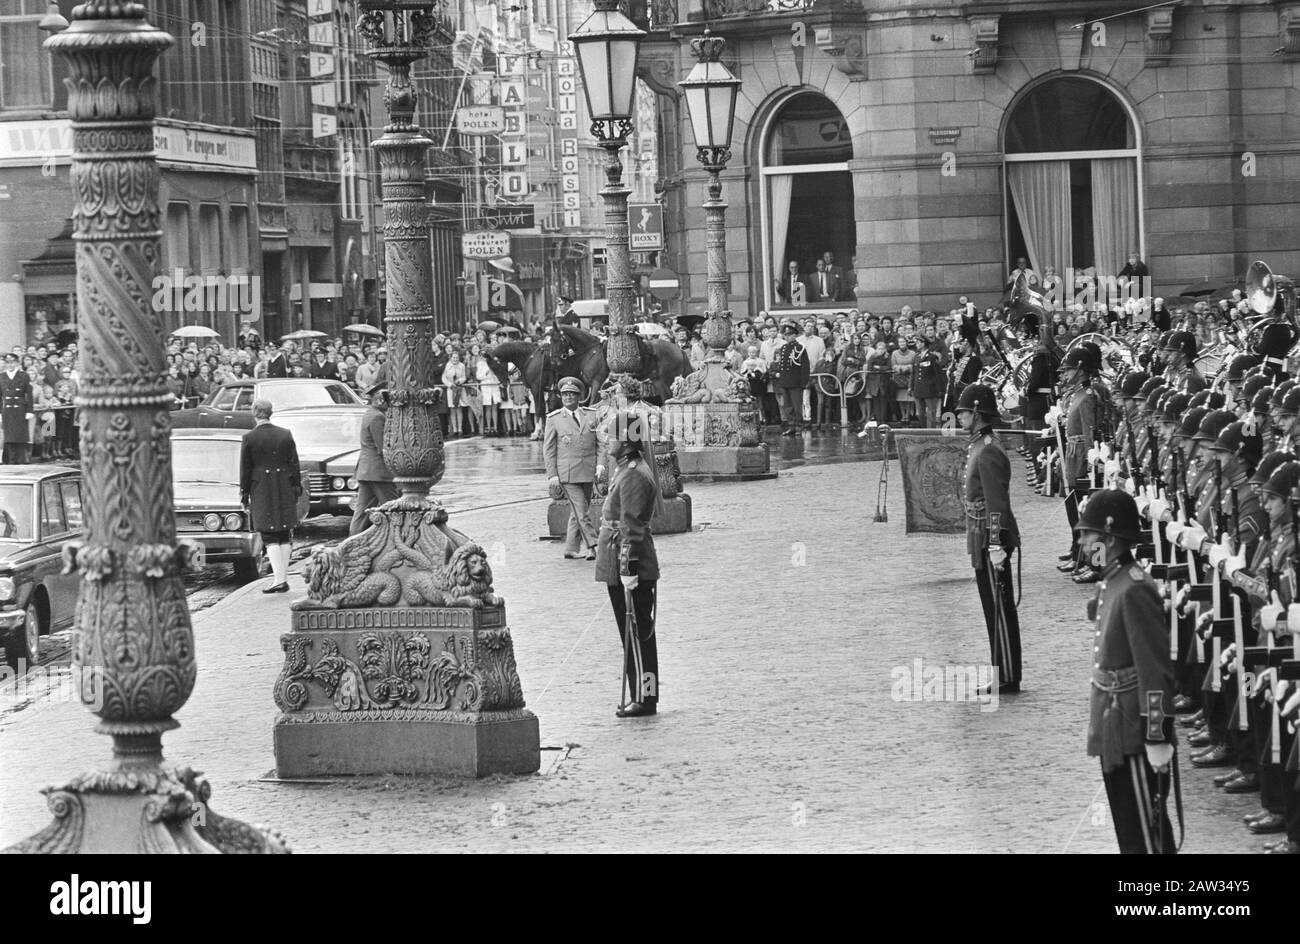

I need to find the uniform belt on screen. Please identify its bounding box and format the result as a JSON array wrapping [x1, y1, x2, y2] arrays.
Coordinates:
[[964, 499, 986, 520], [1091, 665, 1138, 693], [1033, 388, 1053, 395]]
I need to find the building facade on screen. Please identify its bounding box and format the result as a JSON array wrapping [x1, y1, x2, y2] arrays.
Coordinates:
[[637, 0, 1300, 318]]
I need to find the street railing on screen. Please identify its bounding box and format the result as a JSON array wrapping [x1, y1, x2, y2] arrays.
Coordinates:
[[811, 370, 866, 428]]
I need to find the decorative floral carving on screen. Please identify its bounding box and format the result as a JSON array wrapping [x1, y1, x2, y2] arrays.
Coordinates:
[[358, 631, 431, 708]]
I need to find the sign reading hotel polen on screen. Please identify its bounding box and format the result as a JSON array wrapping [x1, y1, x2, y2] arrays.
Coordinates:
[[457, 106, 506, 136], [461, 230, 511, 260]]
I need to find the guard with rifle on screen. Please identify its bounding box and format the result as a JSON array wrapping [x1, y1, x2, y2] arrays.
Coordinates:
[[958, 383, 1022, 694], [1057, 345, 1102, 584], [1080, 488, 1180, 854]]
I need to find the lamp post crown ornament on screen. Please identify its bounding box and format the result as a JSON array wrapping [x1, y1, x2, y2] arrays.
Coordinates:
[[690, 27, 726, 63]]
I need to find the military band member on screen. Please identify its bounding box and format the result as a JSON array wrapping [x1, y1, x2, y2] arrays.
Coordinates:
[[594, 411, 665, 718], [1080, 488, 1178, 854], [544, 376, 603, 560], [1056, 345, 1100, 583], [1162, 330, 1206, 394], [957, 383, 1021, 693]]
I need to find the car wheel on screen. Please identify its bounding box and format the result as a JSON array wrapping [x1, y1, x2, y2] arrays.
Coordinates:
[[4, 599, 41, 668], [232, 557, 261, 584]]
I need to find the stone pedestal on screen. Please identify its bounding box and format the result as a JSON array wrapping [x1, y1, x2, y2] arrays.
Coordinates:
[[273, 604, 539, 778], [662, 400, 775, 481]]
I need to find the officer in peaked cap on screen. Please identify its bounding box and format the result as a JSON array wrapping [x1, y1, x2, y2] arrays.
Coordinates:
[[957, 383, 1022, 693], [1079, 488, 1179, 853], [544, 376, 602, 560]]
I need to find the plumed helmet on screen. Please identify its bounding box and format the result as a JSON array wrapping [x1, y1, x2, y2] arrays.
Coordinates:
[[1252, 450, 1297, 487], [1177, 406, 1210, 439], [1253, 322, 1298, 360], [956, 382, 999, 417], [1194, 409, 1236, 444], [1252, 386, 1277, 414], [1226, 353, 1262, 383], [1262, 460, 1300, 498], [1161, 392, 1192, 423], [1119, 371, 1150, 398], [1241, 374, 1270, 403], [1075, 488, 1144, 543]]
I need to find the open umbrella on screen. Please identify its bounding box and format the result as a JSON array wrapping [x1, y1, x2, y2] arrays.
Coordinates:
[[171, 325, 220, 339], [281, 329, 328, 341], [343, 323, 384, 337]]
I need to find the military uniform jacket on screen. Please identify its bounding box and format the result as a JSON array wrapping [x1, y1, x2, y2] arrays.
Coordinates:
[[1064, 385, 1097, 481], [543, 406, 599, 483], [1087, 556, 1175, 772], [771, 339, 810, 389], [594, 460, 660, 585], [0, 370, 33, 445], [964, 427, 1020, 568], [239, 422, 303, 533], [355, 406, 392, 482]]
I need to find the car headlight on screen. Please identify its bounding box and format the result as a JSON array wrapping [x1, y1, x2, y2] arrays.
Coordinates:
[[223, 513, 243, 531], [0, 576, 14, 602], [331, 476, 346, 490], [203, 513, 221, 531], [347, 477, 358, 490]]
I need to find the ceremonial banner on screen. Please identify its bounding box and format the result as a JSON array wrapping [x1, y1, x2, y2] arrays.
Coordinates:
[[892, 429, 968, 534]]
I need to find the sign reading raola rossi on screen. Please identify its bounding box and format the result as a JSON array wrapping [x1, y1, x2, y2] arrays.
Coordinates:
[[461, 230, 511, 260], [457, 106, 506, 136]]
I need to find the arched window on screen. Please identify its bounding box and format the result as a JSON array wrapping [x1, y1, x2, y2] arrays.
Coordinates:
[[761, 93, 855, 310], [1003, 77, 1143, 298]]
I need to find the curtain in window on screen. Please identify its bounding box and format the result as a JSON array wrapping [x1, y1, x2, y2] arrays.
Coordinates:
[[768, 174, 793, 298], [1007, 161, 1072, 279], [1091, 158, 1138, 277]]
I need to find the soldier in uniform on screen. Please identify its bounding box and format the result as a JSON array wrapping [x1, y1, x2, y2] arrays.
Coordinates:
[[349, 381, 398, 536], [1079, 488, 1179, 854], [1162, 330, 1206, 394], [771, 320, 810, 436], [1056, 345, 1100, 583], [0, 353, 33, 464], [957, 382, 1022, 693], [544, 376, 603, 560], [594, 411, 665, 718]]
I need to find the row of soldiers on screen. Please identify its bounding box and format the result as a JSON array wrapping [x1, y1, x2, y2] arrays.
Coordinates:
[[1040, 321, 1300, 853]]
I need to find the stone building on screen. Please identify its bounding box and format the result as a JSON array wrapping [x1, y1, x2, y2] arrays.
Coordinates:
[[636, 0, 1300, 317]]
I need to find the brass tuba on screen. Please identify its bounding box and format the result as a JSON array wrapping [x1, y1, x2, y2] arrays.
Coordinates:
[[1065, 331, 1136, 387], [1246, 259, 1295, 321]]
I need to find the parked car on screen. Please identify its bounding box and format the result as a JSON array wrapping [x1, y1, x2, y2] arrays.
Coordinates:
[[170, 379, 363, 429], [0, 466, 84, 667], [273, 406, 365, 516], [171, 430, 265, 583]]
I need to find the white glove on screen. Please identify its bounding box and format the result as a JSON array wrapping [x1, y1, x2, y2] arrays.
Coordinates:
[[1135, 493, 1151, 514], [1174, 586, 1190, 611], [1287, 602, 1300, 633], [620, 574, 639, 590], [1124, 477, 1138, 495], [1165, 519, 1184, 544], [1148, 498, 1169, 522], [595, 465, 605, 479], [987, 546, 1007, 568], [1045, 406, 1062, 426], [1262, 593, 1286, 634], [1145, 742, 1175, 773], [1207, 544, 1229, 569], [1282, 689, 1300, 720], [1180, 525, 1207, 549], [1223, 553, 1246, 578], [1220, 643, 1237, 668], [1086, 446, 1101, 466], [1104, 458, 1122, 479]]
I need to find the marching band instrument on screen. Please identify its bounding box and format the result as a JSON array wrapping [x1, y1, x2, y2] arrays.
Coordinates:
[[1065, 332, 1137, 386]]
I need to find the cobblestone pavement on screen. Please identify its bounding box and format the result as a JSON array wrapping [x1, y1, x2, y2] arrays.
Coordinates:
[[0, 447, 1269, 853]]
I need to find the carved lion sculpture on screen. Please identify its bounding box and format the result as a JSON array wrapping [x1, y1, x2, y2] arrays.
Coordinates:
[[298, 515, 404, 609], [438, 542, 500, 608]]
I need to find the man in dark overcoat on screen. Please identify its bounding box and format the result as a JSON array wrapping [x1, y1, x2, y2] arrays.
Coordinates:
[[240, 399, 303, 592], [0, 353, 34, 464]]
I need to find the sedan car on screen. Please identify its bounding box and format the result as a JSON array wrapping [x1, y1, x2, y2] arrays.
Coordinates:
[[171, 430, 264, 583], [0, 467, 84, 668], [170, 379, 363, 429], [273, 406, 365, 516]]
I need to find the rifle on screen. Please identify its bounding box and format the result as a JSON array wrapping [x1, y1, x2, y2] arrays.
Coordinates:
[[1148, 420, 1162, 499]]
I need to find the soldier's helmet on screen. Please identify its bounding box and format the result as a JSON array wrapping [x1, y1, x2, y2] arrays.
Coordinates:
[[956, 382, 999, 417], [1188, 389, 1225, 410], [1214, 420, 1262, 466], [1253, 322, 1298, 360], [1060, 346, 1097, 373], [1074, 488, 1144, 543], [1194, 409, 1236, 444], [1137, 375, 1164, 400], [557, 376, 587, 398], [1251, 450, 1296, 488], [1119, 371, 1150, 399], [1271, 379, 1297, 410], [1282, 386, 1300, 417], [1240, 374, 1270, 403], [1177, 406, 1210, 440], [1262, 460, 1300, 499], [1164, 330, 1198, 359], [1161, 392, 1192, 423], [1226, 353, 1262, 383], [1252, 386, 1276, 414], [1144, 385, 1170, 413]]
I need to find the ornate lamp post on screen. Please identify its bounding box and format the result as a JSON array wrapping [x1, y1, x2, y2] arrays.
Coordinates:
[[271, 1, 538, 779], [663, 30, 771, 479], [6, 2, 286, 853], [570, 0, 645, 380]]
